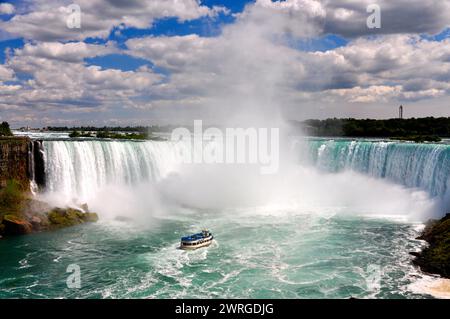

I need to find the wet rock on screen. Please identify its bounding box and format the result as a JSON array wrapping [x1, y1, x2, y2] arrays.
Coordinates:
[[47, 207, 98, 228], [82, 212, 98, 222], [0, 177, 98, 238], [2, 214, 32, 235], [413, 214, 450, 278], [48, 208, 83, 227], [29, 215, 49, 231]]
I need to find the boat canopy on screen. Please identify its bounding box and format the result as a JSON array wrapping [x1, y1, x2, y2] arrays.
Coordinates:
[[181, 232, 210, 242]]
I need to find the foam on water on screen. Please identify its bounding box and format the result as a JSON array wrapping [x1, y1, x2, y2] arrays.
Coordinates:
[[1, 137, 446, 299]]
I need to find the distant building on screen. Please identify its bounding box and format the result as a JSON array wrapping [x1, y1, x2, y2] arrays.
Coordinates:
[[399, 105, 403, 119]]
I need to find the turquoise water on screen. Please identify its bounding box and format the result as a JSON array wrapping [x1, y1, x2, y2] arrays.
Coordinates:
[[299, 138, 450, 199], [1, 136, 449, 299], [0, 210, 432, 299]]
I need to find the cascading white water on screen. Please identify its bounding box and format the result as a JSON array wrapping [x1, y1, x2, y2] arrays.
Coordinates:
[[41, 138, 450, 219], [298, 138, 450, 200], [43, 140, 184, 202]]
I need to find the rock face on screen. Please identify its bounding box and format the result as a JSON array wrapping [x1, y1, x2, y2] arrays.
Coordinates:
[[413, 214, 450, 278], [0, 137, 31, 190], [0, 137, 46, 191], [2, 214, 33, 235]]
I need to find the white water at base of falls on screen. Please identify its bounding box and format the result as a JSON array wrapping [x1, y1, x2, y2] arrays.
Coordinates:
[[41, 138, 450, 221], [299, 139, 450, 201]]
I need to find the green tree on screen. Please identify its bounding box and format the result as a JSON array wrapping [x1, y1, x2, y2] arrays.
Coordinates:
[[0, 121, 13, 137], [69, 130, 81, 138]]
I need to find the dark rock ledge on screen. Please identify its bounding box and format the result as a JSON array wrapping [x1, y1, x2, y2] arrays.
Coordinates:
[[411, 214, 450, 278]]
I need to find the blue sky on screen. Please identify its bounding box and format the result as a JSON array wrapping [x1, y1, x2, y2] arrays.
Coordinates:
[[1, 1, 448, 69], [0, 0, 351, 68], [1, 0, 450, 126]]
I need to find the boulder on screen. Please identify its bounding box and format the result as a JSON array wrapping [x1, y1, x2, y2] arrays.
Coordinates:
[[82, 212, 98, 223], [48, 208, 83, 227], [47, 207, 98, 228], [29, 215, 49, 231], [2, 214, 32, 235]]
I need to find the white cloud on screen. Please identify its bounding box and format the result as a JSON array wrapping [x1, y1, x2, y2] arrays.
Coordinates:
[[0, 0, 228, 41], [237, 0, 327, 38], [0, 3, 15, 15], [0, 83, 21, 95], [126, 31, 450, 116], [2, 0, 449, 42], [323, 0, 450, 37], [0, 64, 14, 81], [0, 40, 162, 114], [16, 41, 118, 63], [2, 0, 450, 125]]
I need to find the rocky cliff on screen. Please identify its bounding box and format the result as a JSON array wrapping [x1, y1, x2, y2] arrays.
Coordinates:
[[0, 137, 46, 191], [0, 137, 31, 190]]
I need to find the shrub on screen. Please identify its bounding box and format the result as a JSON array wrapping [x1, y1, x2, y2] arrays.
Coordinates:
[[0, 180, 25, 216], [0, 121, 13, 137]]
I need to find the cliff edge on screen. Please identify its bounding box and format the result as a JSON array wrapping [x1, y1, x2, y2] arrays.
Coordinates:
[[0, 137, 31, 190]]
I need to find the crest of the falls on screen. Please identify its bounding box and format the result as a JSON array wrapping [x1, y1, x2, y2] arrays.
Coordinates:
[[299, 139, 450, 200]]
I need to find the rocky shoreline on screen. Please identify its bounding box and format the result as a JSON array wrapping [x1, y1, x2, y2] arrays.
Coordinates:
[[0, 202, 98, 237], [0, 179, 98, 239], [411, 214, 450, 279]]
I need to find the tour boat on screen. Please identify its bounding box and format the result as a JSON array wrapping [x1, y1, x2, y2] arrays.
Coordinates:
[[180, 229, 214, 250]]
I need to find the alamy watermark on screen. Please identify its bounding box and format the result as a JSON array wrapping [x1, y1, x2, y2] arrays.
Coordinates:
[[65, 4, 81, 29], [367, 4, 381, 29], [171, 120, 280, 175], [61, 4, 381, 33], [66, 264, 81, 289]]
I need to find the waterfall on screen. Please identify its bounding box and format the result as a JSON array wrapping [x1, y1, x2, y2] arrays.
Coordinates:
[[43, 140, 184, 201], [41, 138, 450, 213], [28, 141, 36, 184], [34, 140, 46, 189], [27, 140, 46, 193], [298, 139, 450, 200]]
